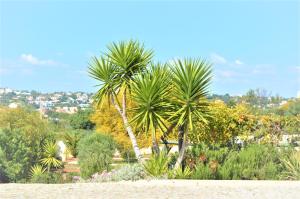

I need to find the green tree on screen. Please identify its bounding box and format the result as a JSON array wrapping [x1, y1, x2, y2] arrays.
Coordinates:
[[88, 40, 153, 162]]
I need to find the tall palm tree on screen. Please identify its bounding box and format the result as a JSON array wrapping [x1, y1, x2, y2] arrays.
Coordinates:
[[88, 40, 153, 162], [169, 58, 212, 169], [131, 64, 171, 153]]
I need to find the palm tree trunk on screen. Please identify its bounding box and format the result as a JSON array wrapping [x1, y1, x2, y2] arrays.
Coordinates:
[[160, 123, 176, 153], [152, 129, 160, 154], [111, 93, 144, 163], [174, 125, 186, 169]]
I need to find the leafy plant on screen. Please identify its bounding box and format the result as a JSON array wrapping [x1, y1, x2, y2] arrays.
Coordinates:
[[281, 151, 300, 180], [143, 152, 169, 178]]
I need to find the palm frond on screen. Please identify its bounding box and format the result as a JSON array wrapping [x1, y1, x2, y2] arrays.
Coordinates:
[[169, 58, 212, 129]]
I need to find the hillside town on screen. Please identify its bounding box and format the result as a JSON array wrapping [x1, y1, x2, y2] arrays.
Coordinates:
[[0, 88, 93, 116]]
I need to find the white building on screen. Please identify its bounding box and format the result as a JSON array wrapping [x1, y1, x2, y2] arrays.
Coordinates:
[[8, 102, 18, 109]]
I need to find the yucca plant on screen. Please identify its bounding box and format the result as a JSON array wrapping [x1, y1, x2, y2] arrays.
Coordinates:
[[281, 151, 300, 180], [169, 166, 192, 179], [88, 40, 153, 162], [143, 152, 169, 178], [40, 141, 62, 172], [131, 63, 172, 153], [30, 164, 46, 178], [169, 58, 212, 168]]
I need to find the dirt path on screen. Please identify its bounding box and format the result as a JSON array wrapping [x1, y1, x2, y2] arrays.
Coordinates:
[[1, 180, 299, 199]]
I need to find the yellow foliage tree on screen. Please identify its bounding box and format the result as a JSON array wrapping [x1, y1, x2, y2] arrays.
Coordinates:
[[90, 100, 153, 154], [0, 106, 49, 139]]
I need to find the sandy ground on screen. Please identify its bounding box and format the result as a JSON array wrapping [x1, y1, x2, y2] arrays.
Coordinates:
[[1, 180, 300, 199]]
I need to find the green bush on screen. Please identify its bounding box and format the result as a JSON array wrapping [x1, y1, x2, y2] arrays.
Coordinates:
[[192, 163, 215, 179], [219, 144, 282, 180], [120, 149, 137, 163], [112, 164, 145, 181], [78, 133, 116, 179]]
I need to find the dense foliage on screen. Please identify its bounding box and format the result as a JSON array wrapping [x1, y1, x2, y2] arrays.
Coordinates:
[[0, 107, 55, 182], [78, 133, 116, 179], [69, 109, 95, 130]]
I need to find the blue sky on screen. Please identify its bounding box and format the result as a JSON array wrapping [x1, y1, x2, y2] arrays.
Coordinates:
[[0, 1, 299, 97]]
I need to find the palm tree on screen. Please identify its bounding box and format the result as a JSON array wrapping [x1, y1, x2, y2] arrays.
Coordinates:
[[169, 58, 212, 169], [88, 40, 153, 162], [131, 64, 171, 153]]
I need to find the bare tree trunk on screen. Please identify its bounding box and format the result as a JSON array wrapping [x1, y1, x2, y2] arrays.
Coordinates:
[[111, 92, 144, 163], [175, 125, 186, 169], [160, 123, 176, 153]]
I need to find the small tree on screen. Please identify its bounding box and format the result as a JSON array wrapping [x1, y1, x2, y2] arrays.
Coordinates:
[[169, 58, 212, 169]]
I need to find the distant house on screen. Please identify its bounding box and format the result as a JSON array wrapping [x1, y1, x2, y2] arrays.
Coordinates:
[[8, 102, 18, 109]]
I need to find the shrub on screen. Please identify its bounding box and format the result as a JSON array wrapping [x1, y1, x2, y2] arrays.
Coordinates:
[[112, 164, 145, 181], [30, 172, 63, 184], [120, 149, 137, 163], [219, 144, 282, 180], [192, 162, 217, 179], [78, 133, 116, 179], [143, 152, 169, 178]]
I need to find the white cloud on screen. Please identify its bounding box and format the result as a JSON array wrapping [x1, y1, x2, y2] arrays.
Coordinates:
[[215, 70, 238, 79], [251, 64, 276, 75], [77, 70, 87, 75], [235, 59, 243, 65], [20, 54, 56, 65], [210, 53, 227, 64], [219, 70, 236, 78]]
